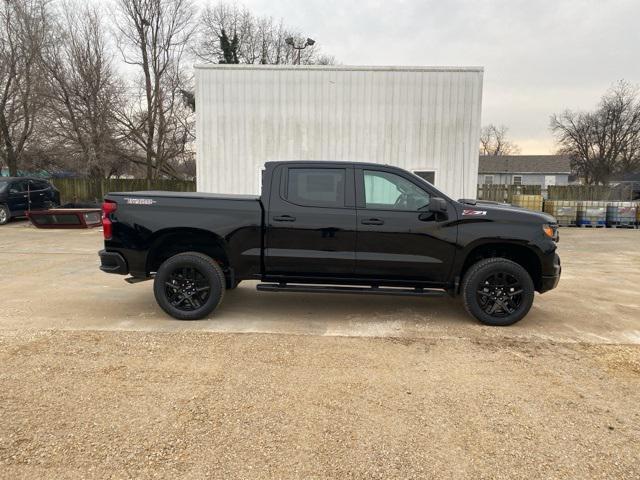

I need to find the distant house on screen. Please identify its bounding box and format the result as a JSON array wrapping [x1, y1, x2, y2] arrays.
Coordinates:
[[478, 155, 572, 187]]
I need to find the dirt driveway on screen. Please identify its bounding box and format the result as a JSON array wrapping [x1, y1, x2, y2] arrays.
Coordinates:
[[0, 221, 639, 478]]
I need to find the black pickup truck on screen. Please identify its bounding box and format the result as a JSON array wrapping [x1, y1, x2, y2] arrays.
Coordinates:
[[99, 161, 561, 326]]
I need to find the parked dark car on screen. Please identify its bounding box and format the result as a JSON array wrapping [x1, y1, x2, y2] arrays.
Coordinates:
[[0, 177, 60, 225], [99, 161, 561, 326]]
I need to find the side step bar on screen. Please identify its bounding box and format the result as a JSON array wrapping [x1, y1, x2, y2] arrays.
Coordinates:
[[256, 283, 446, 297]]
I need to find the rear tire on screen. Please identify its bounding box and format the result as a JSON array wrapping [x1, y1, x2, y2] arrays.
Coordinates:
[[153, 252, 225, 320], [0, 204, 10, 225], [462, 258, 535, 326]]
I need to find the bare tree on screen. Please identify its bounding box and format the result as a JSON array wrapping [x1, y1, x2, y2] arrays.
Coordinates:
[[114, 0, 196, 181], [620, 134, 640, 174], [42, 1, 125, 179], [551, 81, 640, 185], [479, 124, 521, 156], [0, 0, 48, 176], [195, 2, 333, 65]]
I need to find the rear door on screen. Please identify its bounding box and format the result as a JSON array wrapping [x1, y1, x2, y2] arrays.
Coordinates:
[[28, 180, 48, 210], [7, 180, 29, 215], [265, 164, 357, 276], [354, 167, 458, 284]]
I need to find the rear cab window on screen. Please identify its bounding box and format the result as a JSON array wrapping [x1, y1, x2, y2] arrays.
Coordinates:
[[285, 168, 346, 208]]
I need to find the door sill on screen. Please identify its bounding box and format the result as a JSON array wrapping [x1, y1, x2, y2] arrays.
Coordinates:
[[256, 283, 446, 297]]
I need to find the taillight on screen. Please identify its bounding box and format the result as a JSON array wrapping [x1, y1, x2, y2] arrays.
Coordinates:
[[102, 200, 117, 240]]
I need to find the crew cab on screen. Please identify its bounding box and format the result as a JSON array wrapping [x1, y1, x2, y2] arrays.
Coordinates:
[[99, 161, 561, 326]]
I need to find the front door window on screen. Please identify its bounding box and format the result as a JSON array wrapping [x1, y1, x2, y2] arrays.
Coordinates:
[[363, 170, 430, 210]]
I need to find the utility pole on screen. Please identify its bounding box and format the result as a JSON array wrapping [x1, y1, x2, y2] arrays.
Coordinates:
[[285, 37, 315, 65]]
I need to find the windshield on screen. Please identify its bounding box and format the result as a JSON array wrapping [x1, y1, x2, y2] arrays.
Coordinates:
[[0, 180, 8, 192]]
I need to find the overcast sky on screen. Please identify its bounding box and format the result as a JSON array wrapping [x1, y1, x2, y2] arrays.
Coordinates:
[[229, 0, 640, 154]]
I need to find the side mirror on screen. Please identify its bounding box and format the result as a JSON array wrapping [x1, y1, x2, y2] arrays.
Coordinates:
[[428, 197, 448, 213], [419, 197, 448, 222]]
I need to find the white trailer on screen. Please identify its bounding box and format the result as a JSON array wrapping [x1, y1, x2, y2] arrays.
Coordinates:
[[195, 65, 483, 200]]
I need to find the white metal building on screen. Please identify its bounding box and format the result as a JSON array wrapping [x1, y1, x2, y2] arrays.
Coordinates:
[[195, 65, 483, 200]]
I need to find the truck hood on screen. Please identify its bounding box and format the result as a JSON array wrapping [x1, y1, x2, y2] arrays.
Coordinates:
[[458, 200, 557, 224]]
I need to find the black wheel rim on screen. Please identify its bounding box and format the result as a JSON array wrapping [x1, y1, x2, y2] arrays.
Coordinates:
[[165, 266, 211, 311], [476, 272, 523, 317]]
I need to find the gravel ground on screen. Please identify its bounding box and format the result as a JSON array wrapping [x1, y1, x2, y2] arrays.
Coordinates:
[[0, 222, 639, 478], [1, 331, 639, 479]]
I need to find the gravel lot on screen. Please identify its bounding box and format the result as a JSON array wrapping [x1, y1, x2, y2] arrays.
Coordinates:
[[1, 221, 639, 479]]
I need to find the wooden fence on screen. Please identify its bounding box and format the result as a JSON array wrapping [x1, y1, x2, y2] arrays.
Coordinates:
[[546, 185, 635, 201], [478, 184, 637, 202], [50, 178, 196, 204], [476, 184, 542, 203]]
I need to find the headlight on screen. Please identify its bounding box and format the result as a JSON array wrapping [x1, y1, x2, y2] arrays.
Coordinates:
[[542, 224, 558, 242]]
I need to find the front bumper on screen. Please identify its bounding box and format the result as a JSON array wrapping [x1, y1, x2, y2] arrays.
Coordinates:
[[99, 249, 128, 275], [540, 253, 561, 293]]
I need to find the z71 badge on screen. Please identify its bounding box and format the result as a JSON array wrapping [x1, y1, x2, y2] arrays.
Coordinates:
[[462, 209, 487, 216]]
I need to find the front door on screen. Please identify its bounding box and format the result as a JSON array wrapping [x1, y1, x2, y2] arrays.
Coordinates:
[[265, 164, 357, 276], [7, 180, 29, 215], [354, 167, 458, 284]]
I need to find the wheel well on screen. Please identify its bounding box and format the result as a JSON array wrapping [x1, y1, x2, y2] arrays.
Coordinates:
[[460, 243, 542, 291], [147, 229, 230, 276]]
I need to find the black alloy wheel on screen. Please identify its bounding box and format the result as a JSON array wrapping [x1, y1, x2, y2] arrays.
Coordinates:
[[165, 266, 211, 311], [153, 252, 225, 320], [475, 272, 523, 317], [462, 257, 535, 326]]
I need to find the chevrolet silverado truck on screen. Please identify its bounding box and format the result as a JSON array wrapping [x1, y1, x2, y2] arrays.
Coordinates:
[[99, 161, 561, 326]]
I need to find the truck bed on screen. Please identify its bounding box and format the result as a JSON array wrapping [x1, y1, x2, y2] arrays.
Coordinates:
[[108, 191, 260, 201], [103, 190, 263, 278]]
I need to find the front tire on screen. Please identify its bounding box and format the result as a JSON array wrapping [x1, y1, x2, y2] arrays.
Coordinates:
[[0, 204, 10, 225], [462, 258, 535, 326], [153, 252, 225, 320]]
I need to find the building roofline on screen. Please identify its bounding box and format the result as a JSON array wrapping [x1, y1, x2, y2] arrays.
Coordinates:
[[195, 64, 484, 73], [264, 160, 394, 168]]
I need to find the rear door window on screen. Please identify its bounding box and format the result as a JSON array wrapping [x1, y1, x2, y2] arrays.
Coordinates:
[[286, 168, 346, 208], [29, 179, 49, 191]]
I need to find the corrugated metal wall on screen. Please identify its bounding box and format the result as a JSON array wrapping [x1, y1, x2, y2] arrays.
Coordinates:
[[196, 65, 483, 200]]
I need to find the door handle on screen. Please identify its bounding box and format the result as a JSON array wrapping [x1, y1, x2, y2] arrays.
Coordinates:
[[273, 215, 296, 222], [361, 218, 384, 225]]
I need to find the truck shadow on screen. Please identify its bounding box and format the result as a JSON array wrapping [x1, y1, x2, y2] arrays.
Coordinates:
[[207, 281, 476, 337]]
